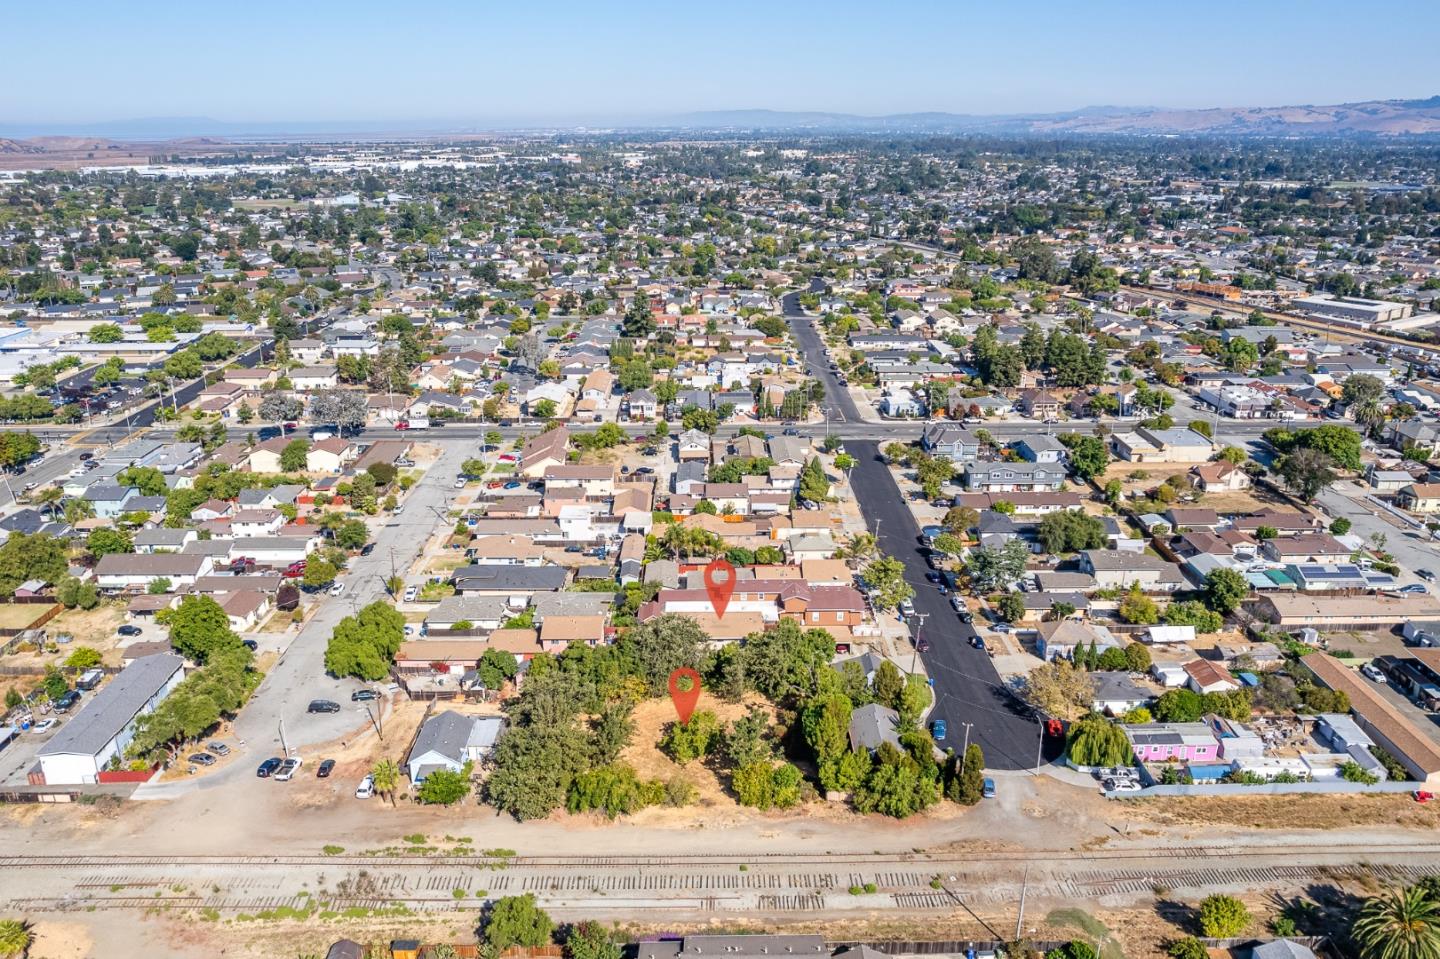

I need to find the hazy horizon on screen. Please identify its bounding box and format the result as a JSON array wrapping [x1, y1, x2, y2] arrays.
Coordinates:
[[4, 0, 1439, 130]]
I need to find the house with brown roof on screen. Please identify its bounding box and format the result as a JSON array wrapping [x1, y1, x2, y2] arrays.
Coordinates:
[[1397, 483, 1440, 514], [538, 615, 607, 650], [306, 438, 358, 473], [1304, 652, 1440, 783], [1258, 594, 1440, 628], [1184, 659, 1239, 694], [466, 535, 546, 566], [1017, 389, 1061, 418], [1261, 533, 1351, 564], [1232, 508, 1323, 536], [520, 427, 569, 478], [1190, 460, 1251, 492], [246, 437, 291, 473]]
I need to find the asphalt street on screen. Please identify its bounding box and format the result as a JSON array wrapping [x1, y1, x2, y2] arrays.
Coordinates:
[[846, 440, 1060, 771], [136, 440, 470, 797], [782, 285, 862, 424]]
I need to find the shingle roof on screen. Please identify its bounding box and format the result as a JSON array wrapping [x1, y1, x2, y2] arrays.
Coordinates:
[[39, 654, 184, 758]]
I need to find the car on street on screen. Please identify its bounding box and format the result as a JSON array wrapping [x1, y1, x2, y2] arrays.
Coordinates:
[[931, 719, 947, 741], [317, 759, 336, 778], [898, 599, 915, 618], [915, 637, 930, 653], [360, 542, 376, 556], [117, 625, 142, 637], [958, 611, 973, 624], [925, 572, 941, 583], [188, 752, 216, 767], [453, 479, 466, 488], [307, 699, 341, 714], [274, 757, 303, 781], [950, 596, 964, 612], [207, 742, 230, 756], [256, 757, 283, 778], [982, 778, 996, 799], [328, 582, 345, 597], [1421, 569, 1437, 582], [351, 688, 378, 701], [241, 639, 258, 652], [355, 775, 376, 799], [970, 636, 986, 650]]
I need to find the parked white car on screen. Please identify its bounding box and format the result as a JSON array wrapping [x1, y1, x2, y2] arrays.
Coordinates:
[[274, 757, 303, 781], [355, 774, 375, 799]]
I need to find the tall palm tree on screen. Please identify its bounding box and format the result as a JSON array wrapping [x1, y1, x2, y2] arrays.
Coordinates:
[[1352, 885, 1440, 959], [0, 919, 33, 959], [370, 759, 400, 808]]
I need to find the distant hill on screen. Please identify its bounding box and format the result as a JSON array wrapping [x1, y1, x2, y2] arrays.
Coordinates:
[[4, 95, 1440, 142], [666, 96, 1440, 136]]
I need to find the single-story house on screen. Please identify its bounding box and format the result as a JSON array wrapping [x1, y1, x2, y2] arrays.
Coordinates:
[[404, 711, 507, 782], [36, 654, 185, 784]]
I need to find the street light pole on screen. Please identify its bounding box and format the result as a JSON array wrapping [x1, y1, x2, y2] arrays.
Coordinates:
[[1034, 717, 1046, 774], [959, 721, 973, 773], [909, 611, 928, 673]]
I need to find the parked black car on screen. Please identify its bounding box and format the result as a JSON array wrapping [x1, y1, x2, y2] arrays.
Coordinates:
[[307, 700, 341, 714], [316, 759, 336, 778], [256, 757, 283, 778], [351, 689, 378, 702]]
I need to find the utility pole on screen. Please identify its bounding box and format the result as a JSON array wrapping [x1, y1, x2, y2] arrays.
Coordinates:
[[278, 717, 289, 758], [959, 721, 973, 773], [1015, 865, 1030, 941], [909, 612, 928, 673], [1034, 716, 1046, 774]]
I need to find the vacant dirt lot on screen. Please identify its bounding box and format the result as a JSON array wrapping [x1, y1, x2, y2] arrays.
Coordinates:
[[1122, 792, 1440, 830]]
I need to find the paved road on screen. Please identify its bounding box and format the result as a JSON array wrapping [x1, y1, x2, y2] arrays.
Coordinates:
[[138, 442, 469, 795], [846, 440, 1058, 771], [782, 285, 862, 425]]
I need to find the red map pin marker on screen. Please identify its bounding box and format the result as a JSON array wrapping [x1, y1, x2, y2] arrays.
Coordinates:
[[668, 667, 702, 724], [704, 557, 735, 620]]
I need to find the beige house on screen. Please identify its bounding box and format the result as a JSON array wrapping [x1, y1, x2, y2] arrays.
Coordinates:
[[1190, 460, 1251, 492], [306, 438, 357, 473], [1397, 483, 1440, 514]]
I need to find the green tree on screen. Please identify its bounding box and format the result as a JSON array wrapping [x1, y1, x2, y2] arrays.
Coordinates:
[[1352, 886, 1440, 959], [1167, 939, 1208, 959], [967, 540, 1030, 592], [64, 646, 102, 670], [948, 742, 985, 805], [617, 613, 706, 695], [1197, 894, 1251, 938], [1118, 585, 1159, 625], [478, 648, 520, 690], [86, 527, 133, 559], [484, 893, 555, 952], [1037, 509, 1107, 554], [1155, 688, 1205, 723], [323, 601, 405, 680], [162, 595, 241, 664], [280, 438, 309, 472], [486, 725, 592, 821], [370, 758, 401, 806], [416, 763, 473, 805], [862, 555, 914, 612], [0, 919, 34, 959], [566, 921, 622, 959], [1059, 433, 1110, 481], [1066, 714, 1132, 767], [1277, 447, 1337, 503], [302, 559, 337, 588], [1203, 567, 1249, 615], [996, 591, 1026, 623], [659, 711, 720, 765]]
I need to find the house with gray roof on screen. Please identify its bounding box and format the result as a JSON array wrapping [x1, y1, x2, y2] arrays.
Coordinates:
[[38, 654, 185, 784], [404, 711, 506, 782], [847, 702, 903, 754]]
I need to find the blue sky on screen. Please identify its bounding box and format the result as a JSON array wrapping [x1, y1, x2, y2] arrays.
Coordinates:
[[5, 0, 1438, 125]]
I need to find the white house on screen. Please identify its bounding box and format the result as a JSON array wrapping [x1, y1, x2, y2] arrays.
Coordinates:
[[94, 553, 213, 591], [37, 654, 185, 784], [404, 711, 506, 782]]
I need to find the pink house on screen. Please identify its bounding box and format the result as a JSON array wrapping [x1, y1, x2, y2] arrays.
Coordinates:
[[1124, 722, 1221, 764]]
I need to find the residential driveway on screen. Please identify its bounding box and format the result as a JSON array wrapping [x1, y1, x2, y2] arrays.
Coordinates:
[[846, 441, 1063, 771]]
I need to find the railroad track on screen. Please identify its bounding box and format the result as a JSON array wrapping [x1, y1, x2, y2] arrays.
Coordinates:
[[5, 841, 1440, 870]]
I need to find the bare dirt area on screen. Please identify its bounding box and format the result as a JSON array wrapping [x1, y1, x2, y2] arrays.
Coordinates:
[[1121, 792, 1440, 830], [620, 691, 777, 810]]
